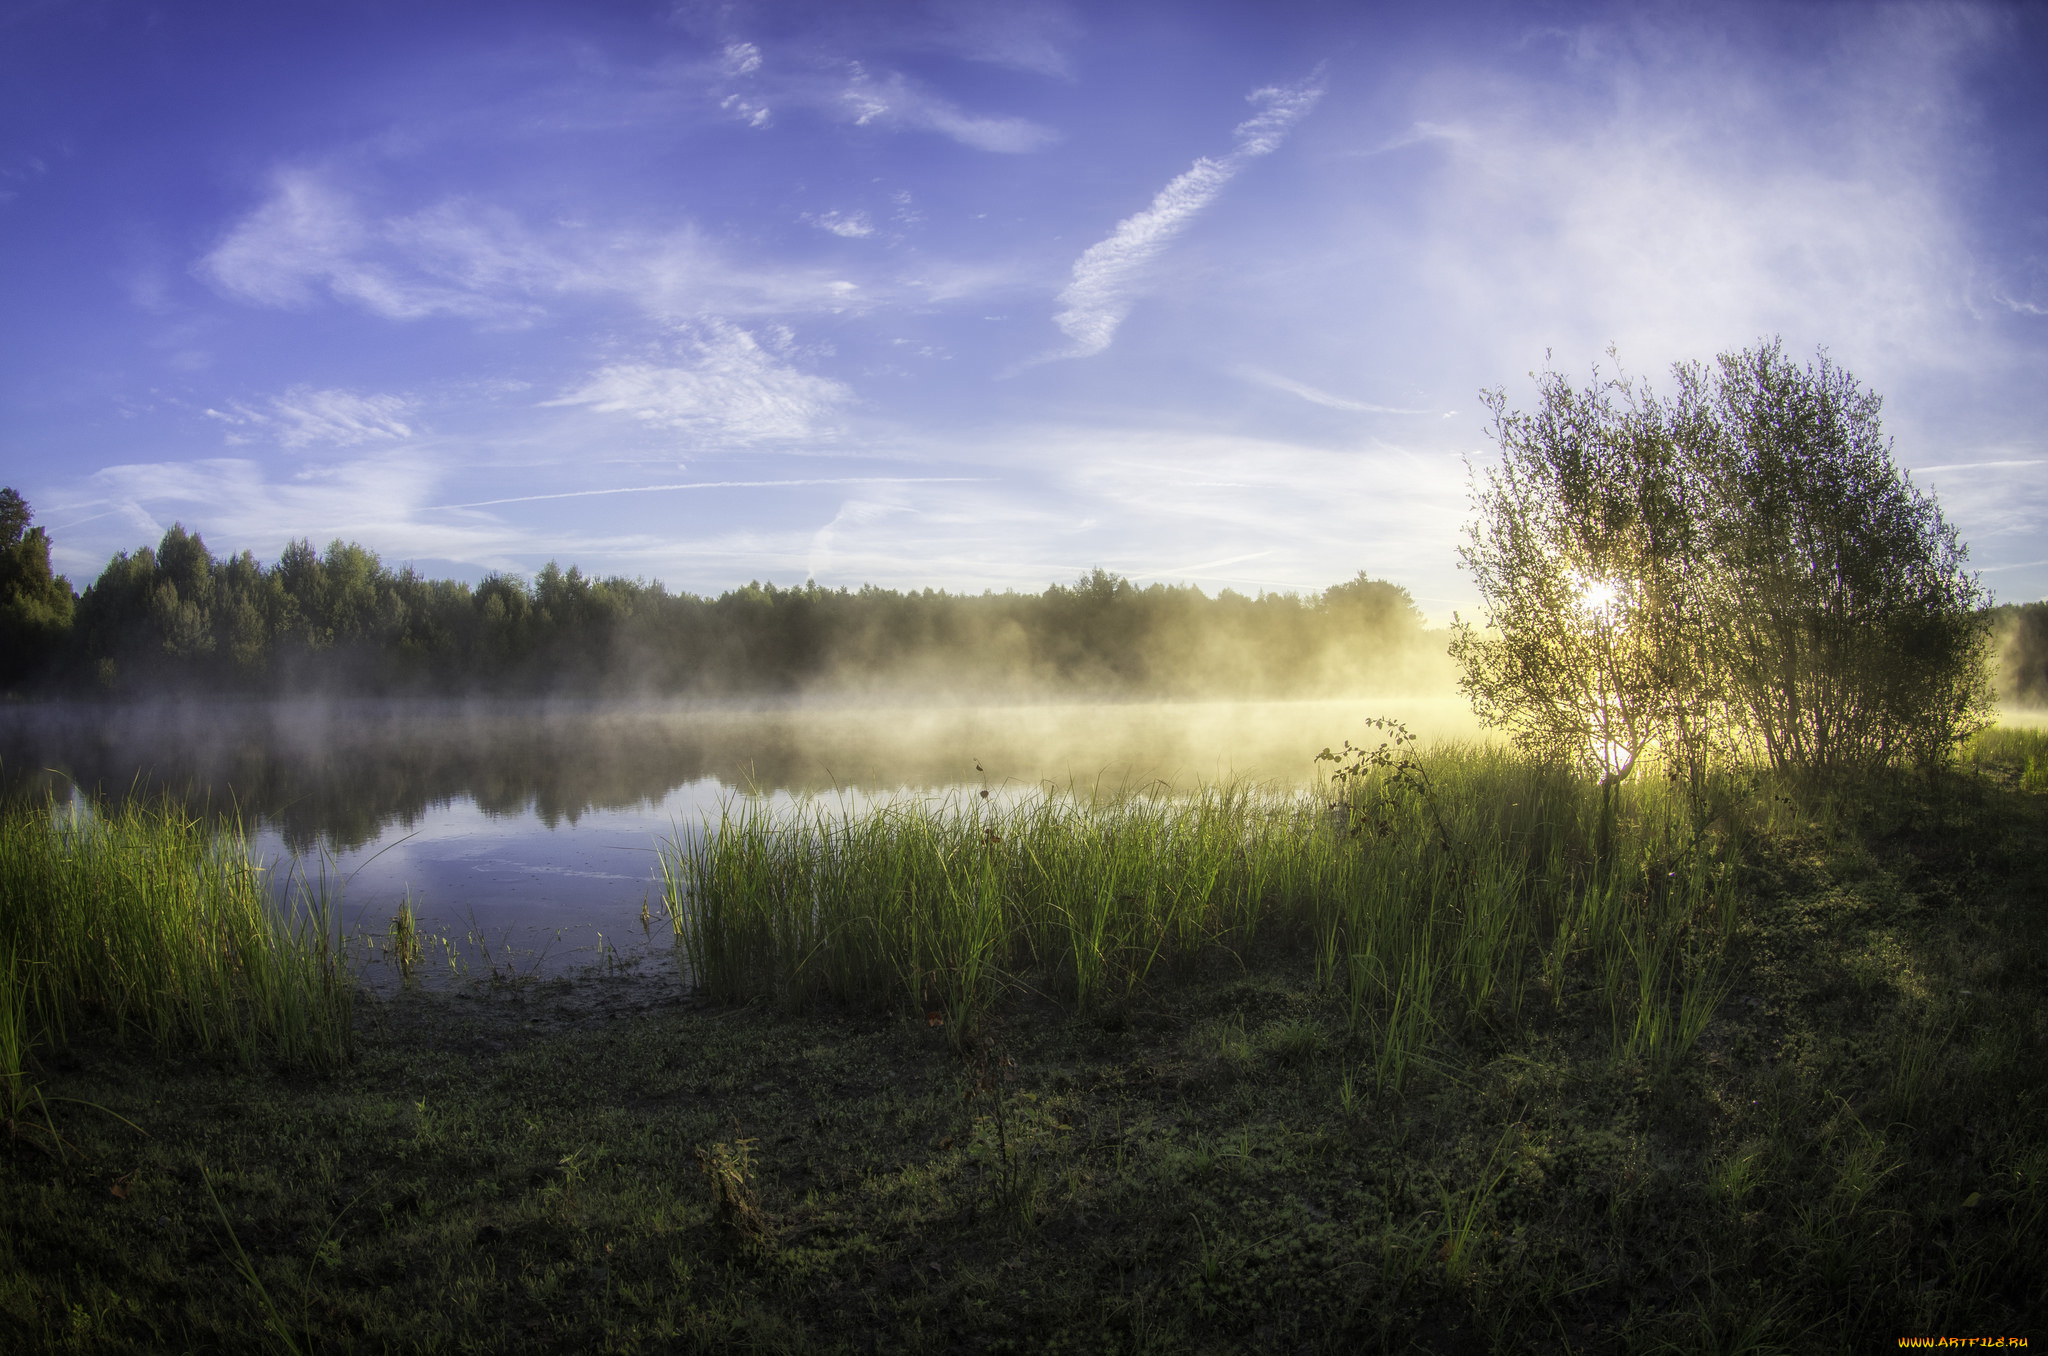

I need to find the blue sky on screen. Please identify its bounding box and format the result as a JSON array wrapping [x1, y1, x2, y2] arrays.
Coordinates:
[[4, 0, 2045, 619]]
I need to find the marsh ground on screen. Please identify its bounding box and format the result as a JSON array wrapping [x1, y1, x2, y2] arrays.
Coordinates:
[[3, 767, 2045, 1354]]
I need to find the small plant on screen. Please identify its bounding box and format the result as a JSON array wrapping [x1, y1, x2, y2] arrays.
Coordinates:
[[1316, 718, 1455, 855], [203, 1162, 306, 1356], [388, 899, 423, 981], [1196, 1013, 1253, 1073], [1885, 1020, 1954, 1124], [548, 1144, 609, 1222], [696, 1126, 767, 1243], [1371, 945, 1439, 1094], [965, 1037, 1042, 1234], [1191, 1215, 1233, 1289], [201, 1162, 371, 1356], [1260, 1018, 1326, 1067], [1710, 1141, 1768, 1213], [1434, 1124, 1516, 1287]]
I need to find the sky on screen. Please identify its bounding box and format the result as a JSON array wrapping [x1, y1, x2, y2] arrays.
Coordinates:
[[3, 0, 2045, 620]]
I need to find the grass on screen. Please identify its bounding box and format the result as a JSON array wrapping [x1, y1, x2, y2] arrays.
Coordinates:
[[664, 743, 1739, 1084], [1, 736, 2045, 1351], [0, 795, 355, 1150], [1966, 723, 2048, 792]]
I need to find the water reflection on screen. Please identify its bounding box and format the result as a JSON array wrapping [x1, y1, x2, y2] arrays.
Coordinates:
[[1, 697, 1482, 976], [1, 698, 1478, 846]]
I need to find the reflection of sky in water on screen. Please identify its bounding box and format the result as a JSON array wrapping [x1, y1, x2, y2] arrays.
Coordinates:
[[251, 778, 1092, 980], [7, 697, 1487, 978], [250, 784, 734, 980]]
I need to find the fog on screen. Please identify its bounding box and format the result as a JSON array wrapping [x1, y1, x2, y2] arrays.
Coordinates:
[[10, 660, 2039, 980], [38, 530, 1457, 704], [7, 576, 2034, 977], [0, 692, 1483, 980], [1993, 603, 2048, 710], [0, 694, 1484, 851]]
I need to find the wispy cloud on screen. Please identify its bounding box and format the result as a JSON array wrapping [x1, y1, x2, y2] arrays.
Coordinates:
[[201, 171, 508, 320], [204, 386, 418, 448], [807, 496, 909, 581], [200, 170, 866, 323], [39, 421, 1472, 610], [804, 424, 1469, 606], [838, 65, 1057, 153], [1127, 549, 1274, 581], [1236, 366, 1432, 414], [920, 0, 1080, 78], [47, 451, 468, 577], [544, 320, 854, 443], [1044, 73, 1324, 360], [688, 26, 1059, 148], [41, 447, 1005, 596], [720, 41, 763, 77], [805, 209, 874, 238]]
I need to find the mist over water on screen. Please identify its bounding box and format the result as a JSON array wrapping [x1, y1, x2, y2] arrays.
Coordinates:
[[0, 696, 1483, 977]]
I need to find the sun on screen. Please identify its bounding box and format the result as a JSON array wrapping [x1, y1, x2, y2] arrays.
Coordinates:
[[1575, 575, 1622, 620]]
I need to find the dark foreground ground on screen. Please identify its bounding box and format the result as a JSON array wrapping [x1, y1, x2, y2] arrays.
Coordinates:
[[3, 774, 2046, 1354]]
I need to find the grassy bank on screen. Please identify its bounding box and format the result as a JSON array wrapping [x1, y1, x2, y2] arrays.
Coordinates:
[[0, 798, 354, 1155], [2, 741, 2046, 1351], [665, 744, 1741, 1092]]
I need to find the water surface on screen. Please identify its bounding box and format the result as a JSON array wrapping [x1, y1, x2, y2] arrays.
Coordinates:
[[1, 697, 1480, 976]]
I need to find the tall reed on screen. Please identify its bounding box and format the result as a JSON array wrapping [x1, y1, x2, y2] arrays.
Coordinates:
[[662, 743, 1743, 1075], [0, 796, 355, 1075], [1966, 724, 2048, 792]]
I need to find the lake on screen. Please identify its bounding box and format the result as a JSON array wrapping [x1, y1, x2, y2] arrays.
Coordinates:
[[0, 696, 1482, 978]]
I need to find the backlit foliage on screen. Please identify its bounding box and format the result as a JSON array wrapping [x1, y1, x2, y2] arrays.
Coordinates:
[[1453, 340, 1992, 778]]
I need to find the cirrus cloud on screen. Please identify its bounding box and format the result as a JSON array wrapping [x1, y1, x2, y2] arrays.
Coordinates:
[[204, 386, 419, 448], [1043, 72, 1324, 361], [199, 170, 870, 324], [545, 320, 854, 444]]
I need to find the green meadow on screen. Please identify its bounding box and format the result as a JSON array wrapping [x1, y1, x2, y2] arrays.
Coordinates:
[[2, 731, 2045, 1352]]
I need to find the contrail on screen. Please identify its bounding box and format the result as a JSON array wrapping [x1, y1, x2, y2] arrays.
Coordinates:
[[428, 476, 985, 510], [1907, 459, 2045, 474]]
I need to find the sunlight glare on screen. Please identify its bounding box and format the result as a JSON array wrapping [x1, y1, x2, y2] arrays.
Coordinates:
[[1575, 575, 1622, 620]]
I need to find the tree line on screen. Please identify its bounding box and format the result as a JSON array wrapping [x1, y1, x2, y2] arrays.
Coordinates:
[[0, 493, 1445, 698], [1452, 339, 2036, 780]]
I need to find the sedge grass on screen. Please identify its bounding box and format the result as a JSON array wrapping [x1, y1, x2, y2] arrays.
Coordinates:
[[0, 796, 355, 1079], [662, 743, 1742, 1080]]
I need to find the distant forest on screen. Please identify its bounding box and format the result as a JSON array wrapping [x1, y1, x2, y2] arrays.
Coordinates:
[[6, 491, 2045, 704], [0, 493, 1451, 698]]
